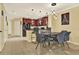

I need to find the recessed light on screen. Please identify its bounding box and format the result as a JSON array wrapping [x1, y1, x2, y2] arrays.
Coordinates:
[[32, 9, 34, 11], [39, 10, 41, 13], [46, 12, 48, 14]]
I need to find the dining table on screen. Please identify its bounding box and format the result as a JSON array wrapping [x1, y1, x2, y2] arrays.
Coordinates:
[[42, 32, 60, 46]]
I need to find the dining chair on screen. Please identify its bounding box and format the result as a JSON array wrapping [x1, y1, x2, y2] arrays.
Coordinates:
[[35, 33, 46, 49], [57, 31, 71, 48]]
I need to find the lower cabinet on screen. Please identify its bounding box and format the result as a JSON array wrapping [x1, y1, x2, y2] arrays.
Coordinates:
[[26, 30, 36, 42]]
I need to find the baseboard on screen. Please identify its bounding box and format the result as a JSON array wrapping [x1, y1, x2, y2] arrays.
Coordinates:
[[68, 41, 79, 45]]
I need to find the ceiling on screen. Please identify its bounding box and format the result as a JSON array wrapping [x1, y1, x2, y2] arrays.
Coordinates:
[[4, 3, 79, 19]]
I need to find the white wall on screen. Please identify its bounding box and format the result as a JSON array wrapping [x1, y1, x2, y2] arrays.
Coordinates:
[[0, 32, 3, 51], [0, 4, 8, 51], [48, 14, 54, 32], [11, 18, 22, 37], [51, 6, 79, 44], [0, 4, 5, 51], [8, 19, 12, 35], [14, 20, 21, 36], [48, 14, 52, 28], [3, 13, 8, 43], [0, 11, 3, 51]]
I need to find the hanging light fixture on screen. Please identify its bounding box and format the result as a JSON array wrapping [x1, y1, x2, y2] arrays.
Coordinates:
[[50, 3, 57, 17], [51, 10, 58, 20]]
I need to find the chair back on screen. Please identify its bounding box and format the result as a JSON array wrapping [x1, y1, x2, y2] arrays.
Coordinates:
[[36, 33, 45, 43], [57, 31, 71, 44]]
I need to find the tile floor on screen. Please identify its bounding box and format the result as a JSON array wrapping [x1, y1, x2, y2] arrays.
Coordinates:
[[0, 37, 79, 55]]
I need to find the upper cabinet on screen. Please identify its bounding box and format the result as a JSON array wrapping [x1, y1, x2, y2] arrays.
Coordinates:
[[23, 16, 48, 26], [33, 20, 39, 26], [41, 17, 48, 26]]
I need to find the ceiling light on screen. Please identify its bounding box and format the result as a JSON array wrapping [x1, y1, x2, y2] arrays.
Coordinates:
[[32, 9, 34, 11], [46, 12, 48, 14], [39, 10, 41, 13], [51, 3, 56, 6]]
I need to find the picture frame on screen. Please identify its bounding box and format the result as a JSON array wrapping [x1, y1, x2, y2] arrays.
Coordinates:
[[61, 12, 69, 25]]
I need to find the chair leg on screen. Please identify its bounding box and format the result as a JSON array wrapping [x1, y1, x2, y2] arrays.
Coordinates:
[[35, 43, 39, 49], [65, 41, 70, 48], [42, 42, 45, 47], [60, 43, 65, 48], [47, 41, 50, 46], [42, 41, 46, 47]]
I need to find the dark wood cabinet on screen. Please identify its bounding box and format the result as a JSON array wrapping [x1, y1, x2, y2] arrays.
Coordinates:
[[33, 20, 39, 26], [41, 17, 48, 26], [23, 16, 48, 28]]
